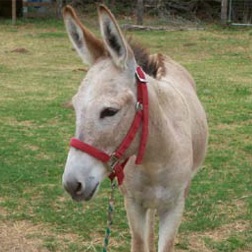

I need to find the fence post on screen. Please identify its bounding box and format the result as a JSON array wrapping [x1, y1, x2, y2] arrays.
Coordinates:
[[12, 0, 16, 25], [221, 0, 228, 24], [137, 0, 144, 25]]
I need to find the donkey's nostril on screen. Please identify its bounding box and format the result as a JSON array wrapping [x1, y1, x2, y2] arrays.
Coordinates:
[[63, 179, 84, 197], [76, 182, 83, 195]]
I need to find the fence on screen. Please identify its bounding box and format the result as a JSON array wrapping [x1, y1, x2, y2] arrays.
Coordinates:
[[22, 0, 59, 18], [228, 0, 252, 25]]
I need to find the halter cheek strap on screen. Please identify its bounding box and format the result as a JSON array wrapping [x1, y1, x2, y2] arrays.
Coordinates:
[[70, 66, 149, 185]]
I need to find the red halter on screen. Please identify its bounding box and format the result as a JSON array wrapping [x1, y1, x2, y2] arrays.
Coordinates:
[[70, 66, 149, 185]]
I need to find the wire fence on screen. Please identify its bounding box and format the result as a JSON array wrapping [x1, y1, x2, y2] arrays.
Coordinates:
[[228, 0, 252, 25]]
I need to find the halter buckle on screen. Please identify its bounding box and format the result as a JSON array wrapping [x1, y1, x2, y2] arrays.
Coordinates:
[[108, 153, 120, 172]]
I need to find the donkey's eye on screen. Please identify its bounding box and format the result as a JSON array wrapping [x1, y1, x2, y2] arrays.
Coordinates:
[[100, 108, 119, 119]]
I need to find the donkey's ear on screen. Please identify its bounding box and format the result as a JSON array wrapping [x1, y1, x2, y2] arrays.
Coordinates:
[[98, 5, 134, 68], [63, 5, 105, 65]]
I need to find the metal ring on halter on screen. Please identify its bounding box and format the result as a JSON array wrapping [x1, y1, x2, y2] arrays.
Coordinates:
[[136, 102, 143, 111]]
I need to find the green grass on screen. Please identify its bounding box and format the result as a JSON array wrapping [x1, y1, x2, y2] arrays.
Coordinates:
[[0, 18, 251, 252]]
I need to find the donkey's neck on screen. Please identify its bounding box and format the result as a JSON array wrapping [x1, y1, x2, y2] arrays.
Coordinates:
[[142, 75, 178, 164]]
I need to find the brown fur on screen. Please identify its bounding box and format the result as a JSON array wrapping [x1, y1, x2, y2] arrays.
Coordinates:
[[129, 39, 166, 79]]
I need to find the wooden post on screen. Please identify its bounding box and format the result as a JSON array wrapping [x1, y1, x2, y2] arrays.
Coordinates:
[[137, 0, 144, 25], [12, 0, 16, 25], [221, 0, 228, 24]]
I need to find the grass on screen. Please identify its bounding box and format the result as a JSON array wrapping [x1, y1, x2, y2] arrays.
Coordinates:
[[0, 17, 251, 252]]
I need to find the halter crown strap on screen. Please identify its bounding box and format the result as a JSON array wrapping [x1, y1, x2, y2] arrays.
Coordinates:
[[135, 66, 149, 164], [70, 66, 149, 185]]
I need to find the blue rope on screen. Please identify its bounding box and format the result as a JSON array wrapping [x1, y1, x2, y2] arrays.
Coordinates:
[[102, 181, 116, 252]]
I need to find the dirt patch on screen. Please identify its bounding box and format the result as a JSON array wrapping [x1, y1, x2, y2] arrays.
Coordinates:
[[11, 48, 30, 54]]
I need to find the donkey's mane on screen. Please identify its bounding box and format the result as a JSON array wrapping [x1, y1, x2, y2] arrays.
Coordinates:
[[128, 39, 166, 79]]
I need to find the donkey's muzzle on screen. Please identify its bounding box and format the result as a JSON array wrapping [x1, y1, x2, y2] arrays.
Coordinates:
[[63, 176, 99, 202]]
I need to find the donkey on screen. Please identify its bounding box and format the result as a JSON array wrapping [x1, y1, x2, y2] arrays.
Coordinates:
[[62, 4, 208, 252]]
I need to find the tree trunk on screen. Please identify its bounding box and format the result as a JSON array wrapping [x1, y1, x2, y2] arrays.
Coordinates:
[[137, 0, 144, 25]]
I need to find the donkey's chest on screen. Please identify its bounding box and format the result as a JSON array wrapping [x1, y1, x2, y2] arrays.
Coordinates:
[[123, 157, 191, 209], [134, 185, 179, 209], [123, 170, 186, 210]]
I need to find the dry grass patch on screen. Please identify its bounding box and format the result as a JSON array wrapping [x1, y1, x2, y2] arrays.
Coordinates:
[[0, 220, 49, 252], [0, 219, 89, 252], [177, 220, 250, 252], [219, 199, 248, 218], [0, 117, 36, 127], [0, 198, 8, 217]]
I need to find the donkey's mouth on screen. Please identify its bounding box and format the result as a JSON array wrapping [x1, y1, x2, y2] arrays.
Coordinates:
[[84, 182, 99, 201], [72, 182, 99, 202]]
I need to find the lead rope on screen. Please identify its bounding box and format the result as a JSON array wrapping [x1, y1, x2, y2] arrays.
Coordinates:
[[102, 180, 116, 252]]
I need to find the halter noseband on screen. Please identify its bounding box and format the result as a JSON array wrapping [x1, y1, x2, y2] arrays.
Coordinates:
[[70, 66, 149, 185]]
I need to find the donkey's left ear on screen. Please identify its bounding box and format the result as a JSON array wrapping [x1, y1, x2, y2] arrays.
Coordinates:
[[98, 5, 134, 69]]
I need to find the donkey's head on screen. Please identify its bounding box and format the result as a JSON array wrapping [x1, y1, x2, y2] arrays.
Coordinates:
[[62, 5, 141, 201]]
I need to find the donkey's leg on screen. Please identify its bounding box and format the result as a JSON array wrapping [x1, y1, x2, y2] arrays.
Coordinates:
[[124, 197, 153, 252], [147, 209, 156, 252], [157, 195, 185, 252]]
